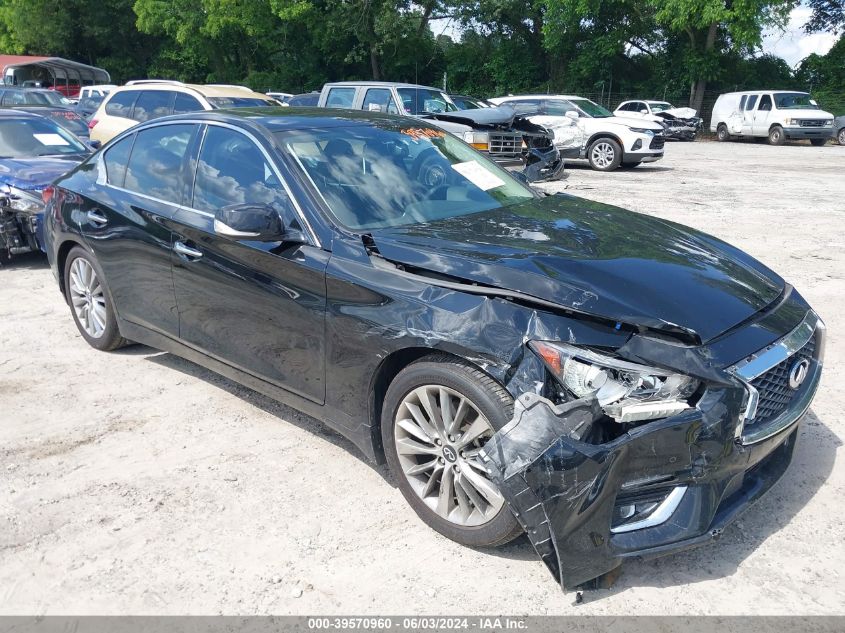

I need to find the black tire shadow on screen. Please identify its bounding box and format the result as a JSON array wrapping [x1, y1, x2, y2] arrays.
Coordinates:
[[0, 251, 49, 271], [142, 350, 392, 483]]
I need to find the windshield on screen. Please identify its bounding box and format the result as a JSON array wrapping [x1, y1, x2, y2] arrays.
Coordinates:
[[649, 102, 673, 112], [208, 96, 277, 108], [570, 98, 613, 118], [774, 92, 819, 110], [0, 117, 89, 157], [278, 122, 535, 230], [396, 88, 458, 115]]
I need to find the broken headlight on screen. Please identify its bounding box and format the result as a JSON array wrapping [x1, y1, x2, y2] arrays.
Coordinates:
[[2, 186, 44, 214], [529, 341, 699, 423]]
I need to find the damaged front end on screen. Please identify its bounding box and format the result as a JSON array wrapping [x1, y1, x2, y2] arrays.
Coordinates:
[[655, 112, 703, 141], [429, 107, 564, 182], [480, 311, 824, 590], [0, 184, 45, 258]]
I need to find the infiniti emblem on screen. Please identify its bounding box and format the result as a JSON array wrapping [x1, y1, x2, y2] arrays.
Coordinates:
[[442, 445, 457, 463], [788, 358, 810, 390]]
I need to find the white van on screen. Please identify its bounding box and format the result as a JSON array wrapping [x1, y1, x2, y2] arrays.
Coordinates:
[[710, 90, 833, 145]]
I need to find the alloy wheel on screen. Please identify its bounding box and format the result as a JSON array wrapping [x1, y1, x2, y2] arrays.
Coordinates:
[[590, 142, 616, 169], [393, 385, 504, 527], [69, 257, 107, 339]]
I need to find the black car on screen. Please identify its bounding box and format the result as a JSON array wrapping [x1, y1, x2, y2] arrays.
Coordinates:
[[0, 110, 91, 259], [284, 91, 320, 107], [44, 109, 824, 590]]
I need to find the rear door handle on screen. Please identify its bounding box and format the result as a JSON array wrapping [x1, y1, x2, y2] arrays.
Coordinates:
[[86, 209, 108, 226], [173, 240, 203, 260]]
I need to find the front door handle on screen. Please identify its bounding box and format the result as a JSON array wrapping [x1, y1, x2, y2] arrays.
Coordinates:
[[173, 240, 203, 260], [86, 209, 108, 226]]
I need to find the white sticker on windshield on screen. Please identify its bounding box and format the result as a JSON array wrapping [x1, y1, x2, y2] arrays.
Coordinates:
[[33, 133, 70, 146], [451, 161, 505, 190]]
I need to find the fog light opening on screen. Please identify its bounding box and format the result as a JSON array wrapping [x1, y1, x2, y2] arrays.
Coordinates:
[[610, 486, 688, 534]]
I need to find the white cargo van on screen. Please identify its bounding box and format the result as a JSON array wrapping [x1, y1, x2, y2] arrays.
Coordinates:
[[710, 90, 833, 146]]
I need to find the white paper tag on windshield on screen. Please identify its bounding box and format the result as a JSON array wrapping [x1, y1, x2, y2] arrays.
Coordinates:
[[33, 133, 70, 146], [451, 161, 505, 190]]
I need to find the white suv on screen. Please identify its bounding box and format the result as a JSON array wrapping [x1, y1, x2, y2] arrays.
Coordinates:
[[89, 81, 277, 143], [488, 94, 665, 170]]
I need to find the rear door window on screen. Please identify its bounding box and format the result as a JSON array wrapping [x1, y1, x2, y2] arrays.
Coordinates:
[[506, 99, 540, 115], [326, 87, 356, 108], [745, 95, 758, 110], [124, 124, 194, 202], [132, 90, 174, 122], [543, 100, 575, 116], [173, 92, 203, 114], [106, 91, 139, 118]]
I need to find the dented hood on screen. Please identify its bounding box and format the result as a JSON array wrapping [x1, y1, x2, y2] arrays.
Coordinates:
[[0, 155, 88, 192], [368, 195, 784, 342]]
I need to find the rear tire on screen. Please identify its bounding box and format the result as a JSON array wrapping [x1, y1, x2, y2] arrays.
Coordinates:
[[587, 138, 622, 171], [63, 246, 128, 351], [382, 355, 522, 548], [716, 124, 730, 142], [768, 125, 786, 146], [838, 128, 845, 146]]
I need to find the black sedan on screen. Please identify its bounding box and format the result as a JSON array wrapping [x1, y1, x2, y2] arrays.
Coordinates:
[[44, 108, 824, 589]]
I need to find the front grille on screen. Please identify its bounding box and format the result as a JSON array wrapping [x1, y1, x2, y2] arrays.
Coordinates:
[[649, 135, 665, 150], [746, 335, 816, 430], [489, 133, 522, 157], [799, 120, 824, 127]]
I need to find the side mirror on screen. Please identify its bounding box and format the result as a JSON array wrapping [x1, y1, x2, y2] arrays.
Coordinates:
[[565, 110, 579, 120], [640, 109, 648, 115], [214, 203, 285, 242]]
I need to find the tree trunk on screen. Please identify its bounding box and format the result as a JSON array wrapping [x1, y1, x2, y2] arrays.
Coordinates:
[[688, 22, 718, 113], [370, 44, 381, 81]]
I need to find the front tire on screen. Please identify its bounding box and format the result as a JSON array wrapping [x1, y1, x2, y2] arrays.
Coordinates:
[[768, 125, 786, 146], [587, 138, 622, 171], [382, 355, 522, 547], [64, 246, 127, 351]]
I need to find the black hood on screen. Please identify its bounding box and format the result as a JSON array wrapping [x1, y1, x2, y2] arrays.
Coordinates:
[[367, 195, 784, 343]]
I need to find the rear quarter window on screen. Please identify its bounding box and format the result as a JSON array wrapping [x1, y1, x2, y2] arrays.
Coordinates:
[[124, 124, 194, 202], [103, 133, 135, 187], [105, 91, 139, 118]]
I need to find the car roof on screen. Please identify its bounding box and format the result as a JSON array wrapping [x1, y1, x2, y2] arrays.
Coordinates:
[[324, 81, 446, 91], [110, 82, 270, 99], [492, 94, 584, 100], [134, 107, 429, 132]]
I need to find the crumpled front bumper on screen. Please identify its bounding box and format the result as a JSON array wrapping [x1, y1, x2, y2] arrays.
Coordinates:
[[480, 322, 822, 590]]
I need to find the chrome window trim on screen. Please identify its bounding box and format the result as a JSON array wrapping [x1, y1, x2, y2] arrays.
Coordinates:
[[610, 486, 688, 534], [100, 118, 321, 248]]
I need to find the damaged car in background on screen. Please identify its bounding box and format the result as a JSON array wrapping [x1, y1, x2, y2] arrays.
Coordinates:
[[0, 110, 90, 260], [614, 100, 703, 141], [45, 109, 824, 591], [318, 81, 563, 182]]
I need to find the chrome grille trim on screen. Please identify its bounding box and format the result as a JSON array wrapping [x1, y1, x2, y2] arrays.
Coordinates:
[[727, 311, 825, 445]]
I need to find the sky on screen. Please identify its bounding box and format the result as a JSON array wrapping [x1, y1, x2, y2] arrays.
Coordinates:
[[762, 6, 838, 67], [432, 6, 838, 69]]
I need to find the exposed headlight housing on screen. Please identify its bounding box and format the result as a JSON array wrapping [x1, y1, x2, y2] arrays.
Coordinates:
[[824, 119, 833, 127], [462, 131, 489, 150], [629, 127, 655, 136], [2, 186, 44, 214], [529, 341, 699, 423]]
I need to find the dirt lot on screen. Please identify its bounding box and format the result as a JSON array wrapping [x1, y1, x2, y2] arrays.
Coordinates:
[[1, 140, 844, 615]]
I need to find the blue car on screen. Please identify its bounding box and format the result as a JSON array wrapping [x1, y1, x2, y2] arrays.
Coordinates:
[[0, 110, 90, 259]]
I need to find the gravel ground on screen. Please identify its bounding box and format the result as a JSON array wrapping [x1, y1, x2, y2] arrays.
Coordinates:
[[1, 140, 843, 615]]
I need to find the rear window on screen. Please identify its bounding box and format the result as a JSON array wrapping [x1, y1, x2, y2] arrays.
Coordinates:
[[38, 109, 89, 137], [105, 91, 139, 118]]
